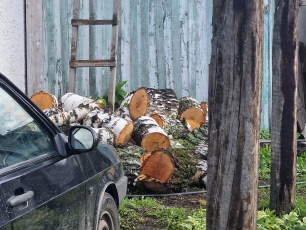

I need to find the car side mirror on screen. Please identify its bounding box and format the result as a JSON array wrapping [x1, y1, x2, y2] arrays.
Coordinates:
[[68, 126, 99, 153]]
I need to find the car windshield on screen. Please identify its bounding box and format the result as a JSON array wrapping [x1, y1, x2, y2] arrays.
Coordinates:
[[0, 87, 55, 168]]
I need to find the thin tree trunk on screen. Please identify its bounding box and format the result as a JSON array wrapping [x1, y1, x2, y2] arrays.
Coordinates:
[[270, 0, 299, 216], [207, 1, 263, 229]]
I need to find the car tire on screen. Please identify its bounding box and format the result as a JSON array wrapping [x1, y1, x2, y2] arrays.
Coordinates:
[[96, 192, 120, 230]]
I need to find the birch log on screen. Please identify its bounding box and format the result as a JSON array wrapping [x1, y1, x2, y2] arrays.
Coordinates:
[[115, 144, 146, 186], [116, 91, 134, 121], [103, 116, 134, 147], [150, 114, 188, 139], [132, 116, 170, 151], [137, 148, 197, 193], [92, 127, 115, 146], [31, 91, 58, 110], [129, 87, 179, 120], [178, 97, 205, 125], [61, 93, 103, 111]]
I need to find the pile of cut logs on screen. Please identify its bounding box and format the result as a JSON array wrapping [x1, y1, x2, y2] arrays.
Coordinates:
[[31, 87, 208, 193]]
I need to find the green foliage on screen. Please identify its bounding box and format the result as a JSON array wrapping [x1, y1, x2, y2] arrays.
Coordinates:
[[257, 209, 306, 230], [259, 145, 271, 180], [119, 197, 206, 230], [297, 152, 306, 181], [260, 129, 271, 140], [103, 81, 127, 109]]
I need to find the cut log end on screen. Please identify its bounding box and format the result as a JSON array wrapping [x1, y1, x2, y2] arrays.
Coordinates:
[[116, 122, 134, 146], [31, 91, 58, 110], [139, 150, 175, 183], [180, 108, 205, 125], [150, 114, 164, 128], [185, 119, 201, 131], [141, 133, 170, 151], [129, 88, 148, 120]]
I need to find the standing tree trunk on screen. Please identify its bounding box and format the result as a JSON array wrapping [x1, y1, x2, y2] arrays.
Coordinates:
[[270, 1, 299, 216], [207, 1, 263, 229]]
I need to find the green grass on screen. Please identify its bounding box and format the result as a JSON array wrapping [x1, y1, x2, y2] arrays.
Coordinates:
[[119, 146, 306, 229], [119, 197, 206, 230]]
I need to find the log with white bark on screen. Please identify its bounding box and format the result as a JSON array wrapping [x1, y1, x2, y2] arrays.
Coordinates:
[[102, 115, 134, 147], [178, 97, 205, 126], [132, 116, 170, 151], [83, 109, 112, 128], [116, 91, 134, 121], [191, 143, 208, 186], [48, 107, 90, 126], [93, 127, 115, 146], [31, 91, 58, 110], [115, 144, 147, 188], [129, 87, 179, 120], [150, 114, 188, 139], [61, 93, 104, 111]]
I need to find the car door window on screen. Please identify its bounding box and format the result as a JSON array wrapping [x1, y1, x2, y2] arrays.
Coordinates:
[[0, 87, 55, 168]]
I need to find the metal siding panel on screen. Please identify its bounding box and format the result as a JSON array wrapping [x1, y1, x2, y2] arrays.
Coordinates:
[[76, 0, 90, 96], [260, 0, 275, 130], [38, 0, 213, 103], [188, 0, 196, 97], [171, 0, 182, 98], [60, 0, 73, 95], [120, 0, 131, 91], [163, 0, 174, 89], [129, 0, 140, 90], [44, 0, 58, 95], [180, 0, 190, 97], [140, 1, 150, 86], [155, 0, 167, 88], [148, 0, 158, 88]]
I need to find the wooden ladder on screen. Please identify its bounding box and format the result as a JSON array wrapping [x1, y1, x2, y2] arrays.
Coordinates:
[[68, 0, 120, 111]]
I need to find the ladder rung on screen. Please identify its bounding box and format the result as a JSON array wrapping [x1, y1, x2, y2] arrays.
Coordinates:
[[71, 19, 117, 26], [70, 59, 116, 67]]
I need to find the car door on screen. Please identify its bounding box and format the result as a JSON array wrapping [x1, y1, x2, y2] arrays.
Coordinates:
[[0, 75, 86, 229]]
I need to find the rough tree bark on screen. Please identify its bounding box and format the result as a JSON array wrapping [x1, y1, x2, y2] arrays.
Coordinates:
[[270, 1, 299, 216], [207, 1, 263, 229]]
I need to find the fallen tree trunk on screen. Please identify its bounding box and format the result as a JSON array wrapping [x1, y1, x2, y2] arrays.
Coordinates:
[[137, 148, 197, 193], [116, 91, 134, 121], [93, 127, 115, 146], [30, 91, 58, 110], [178, 97, 205, 125], [150, 114, 188, 139], [132, 116, 170, 151], [129, 87, 179, 120], [103, 116, 134, 147], [61, 93, 102, 111], [115, 144, 147, 190]]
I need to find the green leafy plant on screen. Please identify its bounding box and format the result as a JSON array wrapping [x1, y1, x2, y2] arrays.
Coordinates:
[[260, 129, 271, 140], [103, 81, 127, 109], [257, 209, 306, 230], [259, 145, 271, 180]]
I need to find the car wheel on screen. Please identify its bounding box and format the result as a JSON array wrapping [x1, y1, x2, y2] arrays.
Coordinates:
[[97, 192, 119, 230]]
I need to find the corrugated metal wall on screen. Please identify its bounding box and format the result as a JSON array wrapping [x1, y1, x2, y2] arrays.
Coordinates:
[[27, 0, 212, 103], [26, 0, 274, 130], [261, 0, 275, 130]]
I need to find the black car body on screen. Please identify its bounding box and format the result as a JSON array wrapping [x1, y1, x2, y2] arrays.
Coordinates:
[[0, 73, 127, 229]]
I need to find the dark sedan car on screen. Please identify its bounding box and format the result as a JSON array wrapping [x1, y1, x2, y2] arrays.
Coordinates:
[[0, 73, 127, 229]]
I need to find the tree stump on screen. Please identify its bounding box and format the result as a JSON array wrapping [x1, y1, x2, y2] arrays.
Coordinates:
[[132, 116, 170, 151], [129, 87, 179, 120]]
